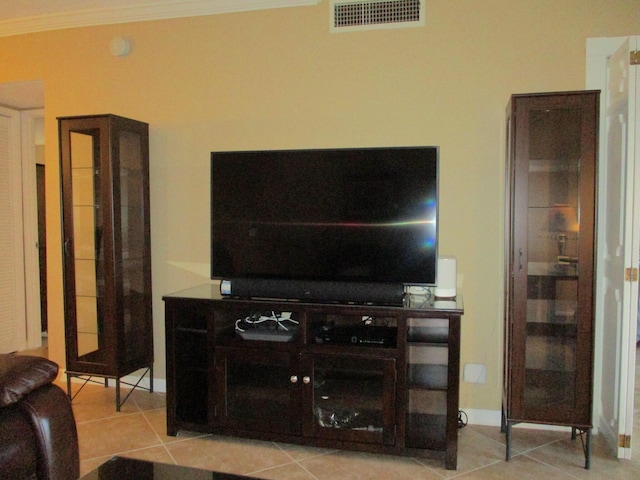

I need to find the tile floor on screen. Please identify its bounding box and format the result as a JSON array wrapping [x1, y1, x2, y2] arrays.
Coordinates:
[[19, 343, 640, 479], [67, 382, 640, 480]]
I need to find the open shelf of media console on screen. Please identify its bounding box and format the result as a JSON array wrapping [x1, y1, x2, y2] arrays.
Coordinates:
[[163, 284, 463, 470]]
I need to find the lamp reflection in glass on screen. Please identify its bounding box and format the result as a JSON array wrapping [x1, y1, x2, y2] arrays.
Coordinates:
[[549, 204, 579, 264]]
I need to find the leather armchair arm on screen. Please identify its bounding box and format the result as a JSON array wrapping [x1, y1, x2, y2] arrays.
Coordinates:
[[0, 354, 58, 407], [17, 384, 80, 480], [0, 355, 80, 480]]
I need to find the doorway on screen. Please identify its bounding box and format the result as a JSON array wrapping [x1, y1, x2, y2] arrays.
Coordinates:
[[586, 35, 640, 459], [0, 81, 45, 352]]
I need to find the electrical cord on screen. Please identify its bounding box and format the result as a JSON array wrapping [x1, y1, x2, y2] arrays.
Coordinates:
[[235, 311, 299, 333], [457, 410, 468, 429]]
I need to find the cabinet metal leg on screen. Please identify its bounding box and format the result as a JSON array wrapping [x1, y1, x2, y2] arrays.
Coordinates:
[[585, 429, 591, 469], [570, 427, 591, 469], [65, 365, 153, 412], [504, 422, 590, 469], [577, 428, 591, 469], [116, 378, 121, 412], [505, 421, 512, 461]]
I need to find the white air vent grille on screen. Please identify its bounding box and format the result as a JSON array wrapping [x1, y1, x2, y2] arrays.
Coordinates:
[[331, 0, 424, 32]]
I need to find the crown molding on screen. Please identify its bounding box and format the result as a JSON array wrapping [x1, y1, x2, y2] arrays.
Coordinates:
[[0, 0, 320, 38]]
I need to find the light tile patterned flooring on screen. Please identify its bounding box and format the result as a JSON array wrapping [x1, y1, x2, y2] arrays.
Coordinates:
[[20, 344, 640, 479]]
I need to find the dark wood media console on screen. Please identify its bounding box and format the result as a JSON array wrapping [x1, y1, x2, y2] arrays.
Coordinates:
[[163, 284, 463, 470]]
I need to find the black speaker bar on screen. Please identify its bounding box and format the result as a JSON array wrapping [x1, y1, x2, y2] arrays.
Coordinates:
[[221, 278, 404, 306]]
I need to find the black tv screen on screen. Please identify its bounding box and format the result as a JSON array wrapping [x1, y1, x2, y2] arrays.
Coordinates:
[[211, 146, 438, 288]]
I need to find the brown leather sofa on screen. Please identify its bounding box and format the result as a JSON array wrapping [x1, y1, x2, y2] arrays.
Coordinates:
[[0, 354, 80, 480]]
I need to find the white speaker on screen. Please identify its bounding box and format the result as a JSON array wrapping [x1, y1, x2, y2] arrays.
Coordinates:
[[434, 255, 457, 298]]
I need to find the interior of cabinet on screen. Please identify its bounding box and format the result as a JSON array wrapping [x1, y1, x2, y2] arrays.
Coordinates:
[[405, 317, 449, 450], [312, 355, 387, 433], [309, 312, 398, 349], [524, 105, 582, 412], [213, 306, 302, 345], [69, 131, 101, 359], [119, 129, 148, 362], [173, 304, 208, 424], [224, 357, 291, 420]]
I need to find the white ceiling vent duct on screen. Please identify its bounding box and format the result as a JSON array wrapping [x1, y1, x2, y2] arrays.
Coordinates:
[[331, 0, 424, 32]]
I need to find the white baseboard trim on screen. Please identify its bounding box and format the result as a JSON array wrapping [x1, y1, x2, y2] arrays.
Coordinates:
[[461, 408, 502, 426]]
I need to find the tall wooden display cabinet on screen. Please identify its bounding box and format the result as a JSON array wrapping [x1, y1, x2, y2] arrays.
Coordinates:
[[503, 91, 599, 468], [59, 114, 153, 410]]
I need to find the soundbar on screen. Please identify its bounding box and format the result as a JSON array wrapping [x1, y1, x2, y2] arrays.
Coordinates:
[[220, 278, 404, 306]]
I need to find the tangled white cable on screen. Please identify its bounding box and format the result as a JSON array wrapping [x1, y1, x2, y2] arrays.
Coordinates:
[[235, 311, 299, 333]]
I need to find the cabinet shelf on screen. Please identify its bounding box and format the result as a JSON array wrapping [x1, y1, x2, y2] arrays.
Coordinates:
[[528, 159, 580, 173], [408, 384, 448, 392], [176, 327, 207, 335], [406, 413, 447, 450], [526, 323, 577, 337]]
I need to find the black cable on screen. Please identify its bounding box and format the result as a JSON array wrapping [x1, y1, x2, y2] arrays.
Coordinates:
[[457, 410, 468, 429]]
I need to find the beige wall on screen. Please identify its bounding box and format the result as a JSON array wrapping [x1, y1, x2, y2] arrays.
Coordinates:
[[1, 0, 638, 413]]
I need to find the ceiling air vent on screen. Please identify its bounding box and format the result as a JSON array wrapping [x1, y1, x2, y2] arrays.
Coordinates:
[[331, 0, 424, 32]]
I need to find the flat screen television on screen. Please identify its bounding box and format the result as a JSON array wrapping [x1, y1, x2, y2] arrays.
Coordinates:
[[211, 146, 438, 304]]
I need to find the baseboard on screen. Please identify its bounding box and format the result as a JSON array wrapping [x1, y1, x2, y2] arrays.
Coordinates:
[[597, 412, 619, 452], [461, 408, 502, 427]]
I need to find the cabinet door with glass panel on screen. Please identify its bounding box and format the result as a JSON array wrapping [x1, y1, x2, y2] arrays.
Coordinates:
[[300, 352, 397, 446], [503, 91, 598, 466], [59, 115, 152, 408]]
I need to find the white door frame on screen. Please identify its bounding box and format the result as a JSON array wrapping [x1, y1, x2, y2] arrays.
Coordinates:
[[0, 105, 26, 353]]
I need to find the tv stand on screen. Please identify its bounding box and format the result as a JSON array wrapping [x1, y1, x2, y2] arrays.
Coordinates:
[[163, 284, 463, 470]]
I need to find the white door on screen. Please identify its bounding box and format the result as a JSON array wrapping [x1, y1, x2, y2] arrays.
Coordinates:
[[0, 105, 26, 353], [588, 35, 640, 459]]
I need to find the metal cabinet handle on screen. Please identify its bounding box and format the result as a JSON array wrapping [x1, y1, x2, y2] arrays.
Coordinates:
[[290, 375, 298, 384], [303, 376, 311, 384]]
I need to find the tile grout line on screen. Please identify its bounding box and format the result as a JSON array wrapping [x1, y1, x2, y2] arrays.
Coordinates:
[[407, 456, 448, 480], [138, 404, 182, 465]]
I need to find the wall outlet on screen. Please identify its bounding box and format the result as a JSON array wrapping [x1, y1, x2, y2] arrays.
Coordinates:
[[463, 363, 487, 384]]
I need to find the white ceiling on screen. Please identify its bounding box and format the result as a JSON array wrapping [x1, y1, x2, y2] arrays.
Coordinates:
[[0, 1, 167, 22], [0, 0, 319, 37], [0, 80, 44, 110]]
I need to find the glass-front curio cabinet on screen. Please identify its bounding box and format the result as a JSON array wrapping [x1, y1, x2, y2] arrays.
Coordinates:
[[503, 91, 598, 468], [59, 114, 153, 410]]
